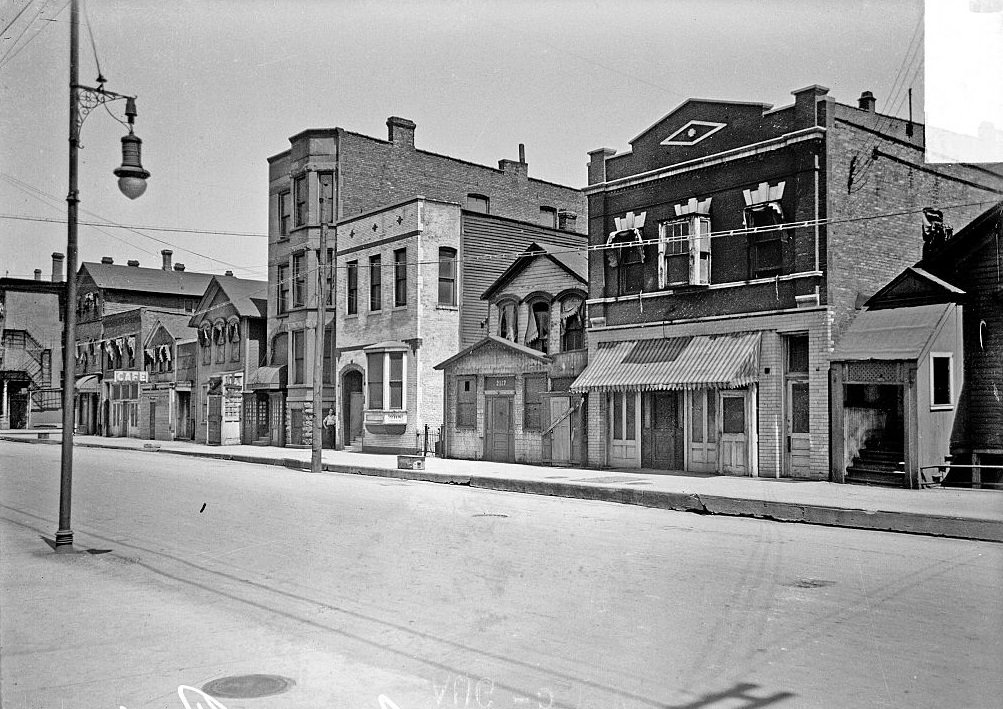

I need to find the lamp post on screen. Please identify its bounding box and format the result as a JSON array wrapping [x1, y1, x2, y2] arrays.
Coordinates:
[[55, 0, 149, 552]]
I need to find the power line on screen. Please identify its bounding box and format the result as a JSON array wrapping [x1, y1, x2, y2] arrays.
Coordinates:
[[0, 212, 269, 238], [0, 0, 35, 38]]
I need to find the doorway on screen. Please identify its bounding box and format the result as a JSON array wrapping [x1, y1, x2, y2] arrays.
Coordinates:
[[609, 391, 638, 468], [719, 391, 750, 474], [689, 389, 718, 472], [207, 394, 222, 445], [484, 396, 514, 462], [642, 391, 684, 469], [342, 370, 364, 447]]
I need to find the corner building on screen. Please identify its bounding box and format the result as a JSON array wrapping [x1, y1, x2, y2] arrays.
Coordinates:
[[574, 85, 1002, 479], [265, 117, 586, 448]]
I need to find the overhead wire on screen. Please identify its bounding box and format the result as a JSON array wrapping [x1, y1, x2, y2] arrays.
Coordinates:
[[0, 0, 66, 71]]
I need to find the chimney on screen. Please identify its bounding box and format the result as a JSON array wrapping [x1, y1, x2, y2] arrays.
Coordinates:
[[791, 84, 830, 128], [386, 116, 416, 149], [518, 143, 526, 164], [127, 259, 140, 267], [224, 270, 233, 276], [858, 90, 876, 112], [587, 147, 616, 185], [161, 249, 173, 271], [558, 209, 578, 232], [173, 263, 186, 271], [51, 252, 64, 282], [101, 256, 114, 264], [34, 268, 42, 281]]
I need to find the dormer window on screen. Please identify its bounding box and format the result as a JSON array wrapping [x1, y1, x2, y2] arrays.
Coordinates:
[[658, 215, 711, 287], [525, 300, 550, 353]]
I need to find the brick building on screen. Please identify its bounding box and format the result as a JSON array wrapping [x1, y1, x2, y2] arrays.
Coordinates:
[[265, 116, 587, 448], [436, 241, 589, 464], [573, 85, 1003, 479], [72, 251, 213, 436], [0, 253, 65, 430], [139, 319, 195, 441]]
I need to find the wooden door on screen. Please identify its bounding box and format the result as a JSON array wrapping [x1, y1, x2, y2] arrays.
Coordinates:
[[349, 392, 364, 442], [207, 394, 222, 445], [719, 391, 749, 474], [549, 396, 572, 464], [609, 391, 639, 468], [642, 391, 683, 469], [786, 380, 811, 477], [484, 396, 514, 462], [689, 389, 719, 472], [256, 395, 270, 439]]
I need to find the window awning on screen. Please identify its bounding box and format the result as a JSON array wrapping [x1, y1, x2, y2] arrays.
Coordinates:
[[75, 374, 100, 392], [247, 365, 286, 390], [570, 332, 761, 393], [831, 303, 953, 361]]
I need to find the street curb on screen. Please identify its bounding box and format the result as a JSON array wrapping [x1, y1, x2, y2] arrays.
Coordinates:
[[3, 435, 1001, 542]]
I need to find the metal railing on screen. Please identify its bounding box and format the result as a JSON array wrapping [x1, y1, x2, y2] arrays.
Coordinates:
[[919, 464, 1003, 490], [414, 424, 442, 457]]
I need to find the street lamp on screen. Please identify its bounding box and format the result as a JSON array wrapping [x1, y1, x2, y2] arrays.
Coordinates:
[[55, 0, 149, 552]]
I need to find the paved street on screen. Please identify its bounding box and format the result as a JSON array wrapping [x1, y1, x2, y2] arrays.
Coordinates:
[[2, 441, 1001, 709]]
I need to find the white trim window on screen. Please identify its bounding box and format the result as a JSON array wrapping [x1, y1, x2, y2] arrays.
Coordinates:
[[658, 215, 710, 287], [930, 352, 954, 410], [366, 350, 407, 410]]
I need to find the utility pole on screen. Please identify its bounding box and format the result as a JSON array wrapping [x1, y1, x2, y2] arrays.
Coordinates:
[[311, 217, 328, 474]]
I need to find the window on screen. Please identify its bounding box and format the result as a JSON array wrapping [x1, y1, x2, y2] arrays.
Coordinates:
[[276, 264, 289, 314], [200, 327, 212, 365], [323, 325, 333, 384], [229, 321, 241, 362], [346, 260, 358, 314], [292, 330, 305, 384], [466, 194, 489, 213], [369, 254, 382, 311], [456, 376, 477, 428], [278, 191, 291, 237], [497, 300, 518, 341], [326, 248, 334, 305], [931, 354, 953, 408], [294, 174, 308, 227], [214, 322, 225, 363], [559, 295, 585, 352], [539, 206, 557, 228], [292, 253, 306, 307], [367, 352, 384, 409], [389, 352, 404, 409], [525, 301, 550, 353], [366, 350, 407, 410], [659, 216, 711, 287], [612, 234, 645, 295], [318, 171, 334, 224], [394, 248, 407, 306], [722, 396, 746, 434], [612, 391, 636, 441], [438, 247, 457, 306], [523, 374, 546, 431], [745, 202, 784, 278], [787, 335, 809, 374]]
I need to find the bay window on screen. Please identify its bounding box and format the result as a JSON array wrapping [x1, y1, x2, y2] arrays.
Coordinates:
[[366, 349, 407, 410]]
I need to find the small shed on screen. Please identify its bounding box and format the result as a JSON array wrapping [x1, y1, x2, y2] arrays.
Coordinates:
[[829, 268, 965, 487]]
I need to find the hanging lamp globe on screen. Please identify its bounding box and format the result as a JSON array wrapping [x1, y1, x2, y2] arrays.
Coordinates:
[[114, 132, 150, 199]]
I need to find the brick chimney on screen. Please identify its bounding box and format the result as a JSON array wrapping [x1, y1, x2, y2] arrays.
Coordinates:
[[858, 90, 876, 112], [387, 116, 416, 149], [224, 270, 233, 276], [161, 249, 173, 271], [127, 260, 140, 267], [791, 84, 830, 127], [558, 209, 578, 232], [51, 252, 64, 282], [587, 147, 616, 185], [33, 268, 42, 281], [173, 263, 186, 271], [101, 256, 114, 264]]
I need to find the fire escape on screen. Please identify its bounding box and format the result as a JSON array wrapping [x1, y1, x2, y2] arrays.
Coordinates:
[[0, 329, 62, 414]]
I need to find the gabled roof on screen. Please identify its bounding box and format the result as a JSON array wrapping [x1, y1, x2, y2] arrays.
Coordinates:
[[190, 275, 267, 326], [629, 98, 773, 146], [481, 241, 587, 301], [433, 335, 551, 370], [865, 267, 966, 310], [80, 262, 215, 296], [832, 303, 955, 361]]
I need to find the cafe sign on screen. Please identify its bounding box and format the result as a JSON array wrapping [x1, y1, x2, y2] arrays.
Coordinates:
[[114, 370, 148, 383]]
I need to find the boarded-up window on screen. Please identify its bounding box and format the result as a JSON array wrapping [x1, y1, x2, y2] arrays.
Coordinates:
[[523, 375, 546, 431], [457, 376, 477, 428]]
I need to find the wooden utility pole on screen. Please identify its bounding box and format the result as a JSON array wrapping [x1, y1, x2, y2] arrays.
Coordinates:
[[311, 218, 328, 474]]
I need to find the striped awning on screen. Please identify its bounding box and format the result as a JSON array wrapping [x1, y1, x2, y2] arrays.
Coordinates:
[[570, 332, 761, 393]]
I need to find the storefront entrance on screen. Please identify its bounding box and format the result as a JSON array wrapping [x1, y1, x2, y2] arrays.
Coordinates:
[[720, 391, 750, 475], [688, 389, 718, 472], [608, 391, 638, 468], [642, 391, 683, 470], [484, 396, 514, 462]]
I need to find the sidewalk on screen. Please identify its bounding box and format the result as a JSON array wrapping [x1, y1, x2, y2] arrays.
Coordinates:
[[3, 429, 1001, 541]]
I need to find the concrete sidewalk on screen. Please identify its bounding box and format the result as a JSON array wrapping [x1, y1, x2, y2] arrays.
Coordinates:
[[3, 429, 1001, 541]]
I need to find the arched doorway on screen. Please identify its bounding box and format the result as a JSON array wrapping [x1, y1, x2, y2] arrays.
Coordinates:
[[342, 369, 364, 448]]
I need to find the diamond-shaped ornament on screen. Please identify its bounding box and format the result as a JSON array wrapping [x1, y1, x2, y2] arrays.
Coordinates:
[[661, 120, 726, 146]]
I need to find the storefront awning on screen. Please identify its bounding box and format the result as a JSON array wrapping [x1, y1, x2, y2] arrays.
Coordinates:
[[832, 303, 953, 361], [247, 365, 286, 390], [75, 374, 100, 392], [570, 332, 761, 393]]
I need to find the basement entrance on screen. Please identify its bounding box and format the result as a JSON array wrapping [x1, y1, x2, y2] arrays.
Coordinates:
[[842, 383, 905, 487]]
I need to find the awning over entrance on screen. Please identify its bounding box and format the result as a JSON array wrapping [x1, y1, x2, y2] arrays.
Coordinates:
[[570, 332, 761, 393], [832, 303, 952, 361], [247, 365, 286, 390], [75, 374, 100, 392]]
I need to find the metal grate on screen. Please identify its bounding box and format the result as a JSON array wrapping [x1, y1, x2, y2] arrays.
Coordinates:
[[845, 360, 901, 383]]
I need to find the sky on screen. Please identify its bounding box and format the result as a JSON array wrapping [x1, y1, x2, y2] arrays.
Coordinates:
[[0, 0, 933, 282]]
